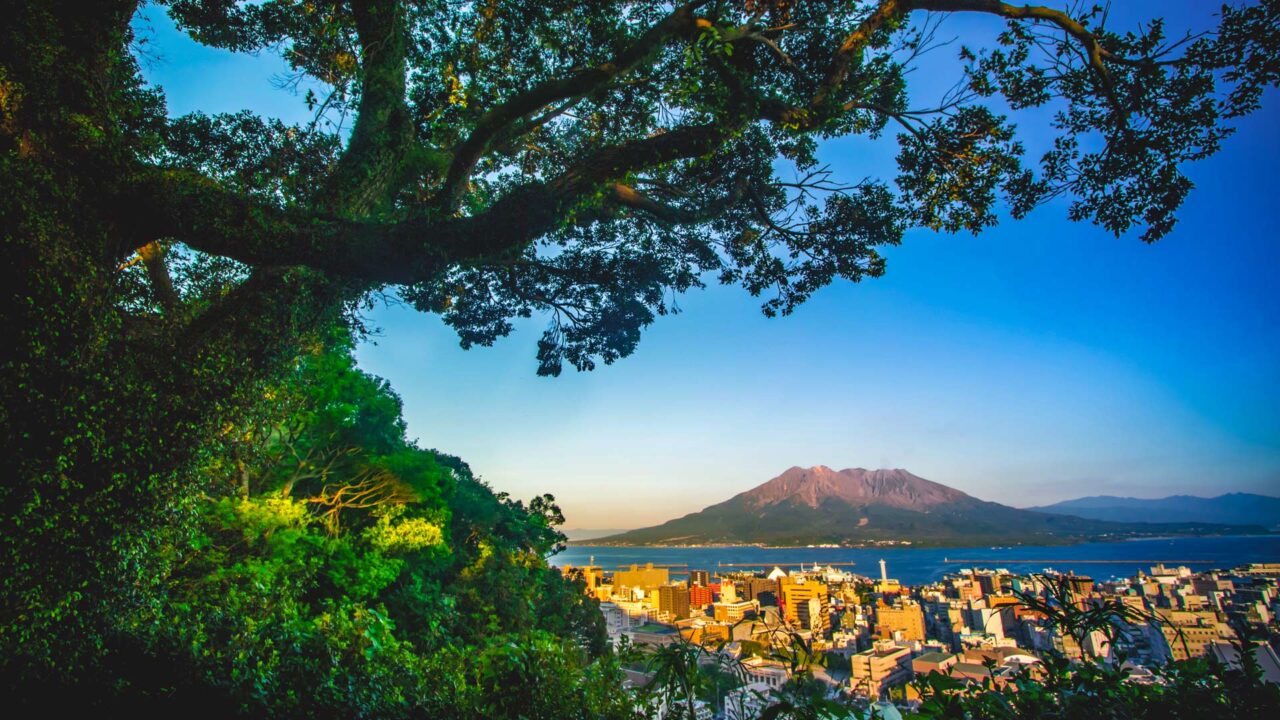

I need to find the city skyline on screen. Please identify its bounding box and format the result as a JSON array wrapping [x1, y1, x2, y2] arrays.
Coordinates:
[[135, 2, 1280, 530], [572, 543, 1280, 702]]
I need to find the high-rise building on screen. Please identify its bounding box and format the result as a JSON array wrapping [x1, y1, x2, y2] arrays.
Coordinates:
[[1065, 574, 1095, 600], [780, 577, 829, 633], [658, 584, 691, 619], [739, 576, 780, 606], [720, 580, 739, 603], [875, 598, 926, 641], [797, 597, 825, 633], [690, 584, 713, 609], [690, 569, 711, 586], [614, 563, 669, 594], [976, 573, 1011, 596], [568, 559, 604, 593], [963, 604, 1007, 641]]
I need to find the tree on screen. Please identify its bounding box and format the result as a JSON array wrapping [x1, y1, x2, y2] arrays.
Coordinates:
[[7, 331, 624, 715], [1, 0, 1277, 687], [646, 636, 710, 720]]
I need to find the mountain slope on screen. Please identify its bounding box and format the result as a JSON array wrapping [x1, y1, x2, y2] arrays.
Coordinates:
[[562, 528, 633, 541], [1028, 493, 1280, 529], [591, 466, 1264, 546]]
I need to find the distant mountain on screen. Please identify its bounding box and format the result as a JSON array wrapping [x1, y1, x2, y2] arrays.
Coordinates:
[[589, 466, 1265, 547], [562, 528, 633, 541], [1028, 493, 1280, 529]]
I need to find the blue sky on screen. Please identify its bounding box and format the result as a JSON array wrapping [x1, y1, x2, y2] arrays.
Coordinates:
[[135, 2, 1279, 528]]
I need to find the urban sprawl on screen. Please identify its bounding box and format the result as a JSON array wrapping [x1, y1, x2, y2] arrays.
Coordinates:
[[560, 558, 1280, 718]]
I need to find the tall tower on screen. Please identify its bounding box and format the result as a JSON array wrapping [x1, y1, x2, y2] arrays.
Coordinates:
[[879, 559, 888, 582]]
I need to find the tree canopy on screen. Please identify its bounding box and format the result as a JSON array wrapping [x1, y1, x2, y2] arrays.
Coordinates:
[[31, 0, 1280, 372]]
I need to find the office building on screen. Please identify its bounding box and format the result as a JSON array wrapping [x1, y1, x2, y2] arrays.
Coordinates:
[[780, 577, 829, 633], [875, 598, 926, 642], [615, 563, 670, 594], [658, 584, 691, 619], [851, 640, 913, 699]]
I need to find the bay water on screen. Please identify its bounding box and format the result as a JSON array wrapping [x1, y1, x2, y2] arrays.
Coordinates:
[[552, 535, 1280, 585]]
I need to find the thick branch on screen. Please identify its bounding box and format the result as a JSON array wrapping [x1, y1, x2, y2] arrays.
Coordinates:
[[319, 0, 412, 217], [814, 0, 909, 109], [130, 124, 731, 284], [908, 0, 1118, 105], [136, 241, 180, 309], [433, 1, 707, 212], [609, 178, 746, 226]]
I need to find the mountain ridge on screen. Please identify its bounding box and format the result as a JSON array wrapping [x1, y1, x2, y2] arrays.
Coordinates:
[[740, 466, 968, 509], [1028, 493, 1280, 529], [588, 466, 1268, 547]]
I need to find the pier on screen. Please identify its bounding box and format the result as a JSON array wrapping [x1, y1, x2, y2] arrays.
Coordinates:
[[717, 561, 858, 568], [942, 558, 1216, 565]]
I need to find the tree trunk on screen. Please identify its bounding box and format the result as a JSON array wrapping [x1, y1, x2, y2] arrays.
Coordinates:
[[0, 2, 345, 684]]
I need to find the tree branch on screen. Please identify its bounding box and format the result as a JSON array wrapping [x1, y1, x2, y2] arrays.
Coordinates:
[[433, 1, 707, 212], [318, 0, 413, 217], [778, 0, 1136, 130], [136, 240, 180, 309], [907, 0, 1119, 108], [609, 178, 746, 226], [129, 123, 732, 284], [814, 0, 909, 109]]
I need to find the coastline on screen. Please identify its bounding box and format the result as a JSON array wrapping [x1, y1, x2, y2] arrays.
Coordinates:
[[551, 535, 1280, 585], [565, 530, 1274, 550]]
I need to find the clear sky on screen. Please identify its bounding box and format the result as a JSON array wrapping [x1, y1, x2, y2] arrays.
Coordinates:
[[134, 2, 1279, 529]]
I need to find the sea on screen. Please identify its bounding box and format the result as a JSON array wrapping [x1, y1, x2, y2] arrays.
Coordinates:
[[550, 535, 1280, 586]]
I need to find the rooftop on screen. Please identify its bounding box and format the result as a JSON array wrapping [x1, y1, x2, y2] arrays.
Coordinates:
[[631, 623, 676, 634], [950, 662, 994, 678]]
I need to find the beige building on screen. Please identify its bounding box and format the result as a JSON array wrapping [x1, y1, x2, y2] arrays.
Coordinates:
[[875, 599, 926, 642], [720, 580, 739, 603], [615, 563, 670, 594], [851, 640, 913, 699], [741, 656, 791, 689], [1154, 609, 1236, 661], [713, 600, 759, 623], [912, 651, 959, 676]]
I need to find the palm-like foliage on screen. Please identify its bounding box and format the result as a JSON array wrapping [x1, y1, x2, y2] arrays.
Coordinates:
[[646, 636, 710, 720], [1012, 574, 1156, 660]]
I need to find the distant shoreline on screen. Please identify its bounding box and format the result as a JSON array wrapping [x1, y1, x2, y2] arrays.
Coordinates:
[[565, 531, 1276, 550], [551, 536, 1280, 585]]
